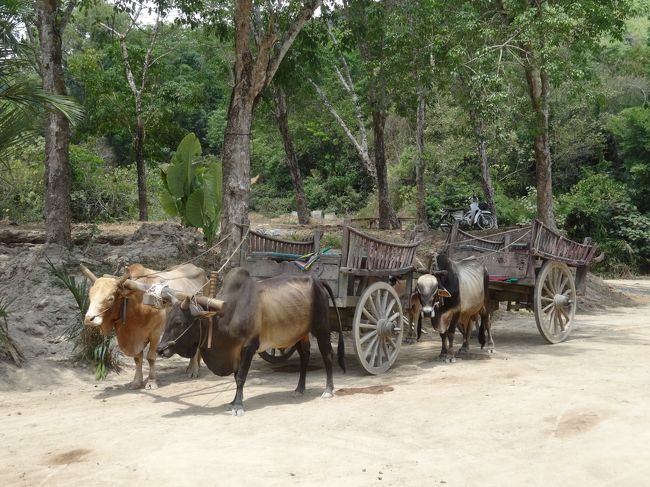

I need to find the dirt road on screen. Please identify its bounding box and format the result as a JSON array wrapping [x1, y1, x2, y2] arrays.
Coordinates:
[[2, 280, 649, 487]]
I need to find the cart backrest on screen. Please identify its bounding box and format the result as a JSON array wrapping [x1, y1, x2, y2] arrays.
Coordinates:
[[342, 225, 420, 272], [236, 224, 318, 256], [530, 220, 597, 267]]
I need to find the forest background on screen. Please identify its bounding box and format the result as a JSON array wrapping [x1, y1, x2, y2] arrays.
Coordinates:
[[2, 0, 650, 274]]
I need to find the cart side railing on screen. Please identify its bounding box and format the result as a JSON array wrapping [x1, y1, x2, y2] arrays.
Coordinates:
[[530, 219, 597, 267], [235, 223, 319, 262], [340, 225, 420, 276]]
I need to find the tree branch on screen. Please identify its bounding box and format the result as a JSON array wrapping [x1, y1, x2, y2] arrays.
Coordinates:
[[59, 0, 78, 31], [266, 0, 323, 83], [308, 78, 377, 182]]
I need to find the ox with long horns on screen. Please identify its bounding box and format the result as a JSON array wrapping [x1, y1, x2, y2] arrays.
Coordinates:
[[81, 263, 208, 389], [411, 254, 493, 362], [156, 268, 345, 416]]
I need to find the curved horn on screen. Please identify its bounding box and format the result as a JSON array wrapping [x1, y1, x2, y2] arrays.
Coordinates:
[[593, 253, 605, 264], [180, 296, 191, 310], [117, 271, 130, 286], [79, 264, 98, 283]]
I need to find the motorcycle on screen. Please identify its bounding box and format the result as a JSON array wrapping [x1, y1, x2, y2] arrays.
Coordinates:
[[440, 196, 496, 231]]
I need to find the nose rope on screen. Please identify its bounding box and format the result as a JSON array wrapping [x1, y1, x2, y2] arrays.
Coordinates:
[[162, 318, 203, 351]]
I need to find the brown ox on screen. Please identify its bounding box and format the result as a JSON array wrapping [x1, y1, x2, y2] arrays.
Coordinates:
[[82, 263, 208, 389], [156, 268, 345, 416]]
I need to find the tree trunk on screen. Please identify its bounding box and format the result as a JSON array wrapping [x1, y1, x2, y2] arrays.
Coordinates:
[[525, 64, 556, 230], [134, 110, 147, 221], [272, 87, 309, 224], [372, 110, 400, 230], [469, 108, 497, 226], [37, 0, 71, 246], [415, 88, 428, 229], [221, 89, 254, 256]]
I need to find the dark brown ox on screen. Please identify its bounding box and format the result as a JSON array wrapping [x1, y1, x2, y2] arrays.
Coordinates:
[[156, 268, 345, 416], [411, 254, 493, 362], [82, 263, 208, 389]]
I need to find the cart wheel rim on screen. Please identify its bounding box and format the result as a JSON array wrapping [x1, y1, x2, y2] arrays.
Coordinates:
[[534, 261, 576, 344], [258, 345, 297, 364], [352, 281, 403, 374]]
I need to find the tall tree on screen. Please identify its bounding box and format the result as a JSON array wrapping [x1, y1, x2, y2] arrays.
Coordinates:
[[100, 3, 164, 221], [36, 0, 77, 245], [220, 0, 321, 256], [343, 0, 399, 229], [495, 0, 634, 229], [270, 85, 310, 224]]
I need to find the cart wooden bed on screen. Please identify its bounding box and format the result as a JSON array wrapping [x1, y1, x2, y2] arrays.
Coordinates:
[[236, 223, 421, 374], [443, 220, 598, 343]]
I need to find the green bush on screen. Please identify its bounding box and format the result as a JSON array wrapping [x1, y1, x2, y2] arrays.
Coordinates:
[[558, 173, 650, 272], [0, 139, 164, 223], [70, 144, 142, 222], [493, 186, 536, 227], [250, 183, 295, 217], [0, 140, 45, 222]]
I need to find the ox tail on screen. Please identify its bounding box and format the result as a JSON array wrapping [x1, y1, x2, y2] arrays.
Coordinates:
[[322, 282, 346, 373], [478, 269, 489, 347]]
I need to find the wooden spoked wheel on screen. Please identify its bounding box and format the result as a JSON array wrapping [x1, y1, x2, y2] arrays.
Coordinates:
[[534, 261, 577, 344], [258, 346, 297, 364], [353, 282, 404, 374]]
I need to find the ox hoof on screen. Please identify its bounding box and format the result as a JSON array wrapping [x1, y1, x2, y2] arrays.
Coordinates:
[[186, 366, 200, 379], [293, 389, 305, 397], [227, 406, 245, 417], [145, 380, 159, 390], [128, 381, 144, 390], [321, 391, 333, 399], [445, 356, 456, 364]]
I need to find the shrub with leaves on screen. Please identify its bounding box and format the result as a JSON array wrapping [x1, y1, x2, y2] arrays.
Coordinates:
[[558, 173, 650, 273], [160, 133, 222, 245], [46, 258, 120, 379]]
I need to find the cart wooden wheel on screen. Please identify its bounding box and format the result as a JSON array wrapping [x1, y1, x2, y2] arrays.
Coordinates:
[[353, 281, 404, 374], [534, 261, 577, 344], [258, 346, 297, 364]]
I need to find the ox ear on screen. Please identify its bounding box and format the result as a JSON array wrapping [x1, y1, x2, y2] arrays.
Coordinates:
[[437, 287, 451, 298]]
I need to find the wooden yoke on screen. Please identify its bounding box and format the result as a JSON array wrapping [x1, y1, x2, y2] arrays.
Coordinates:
[[207, 271, 218, 348]]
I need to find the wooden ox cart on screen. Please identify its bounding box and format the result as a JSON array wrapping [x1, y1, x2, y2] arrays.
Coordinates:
[[235, 223, 421, 374], [443, 220, 598, 343]]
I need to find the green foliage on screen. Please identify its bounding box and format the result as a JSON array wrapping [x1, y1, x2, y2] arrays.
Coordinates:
[[558, 173, 650, 272], [160, 133, 222, 244], [493, 187, 537, 227], [0, 141, 44, 222], [45, 258, 120, 378], [608, 106, 650, 212]]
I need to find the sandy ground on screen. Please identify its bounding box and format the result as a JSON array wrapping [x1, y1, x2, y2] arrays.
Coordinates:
[[1, 280, 650, 487]]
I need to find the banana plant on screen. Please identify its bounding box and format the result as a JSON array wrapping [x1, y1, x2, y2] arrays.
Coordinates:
[[160, 133, 223, 245]]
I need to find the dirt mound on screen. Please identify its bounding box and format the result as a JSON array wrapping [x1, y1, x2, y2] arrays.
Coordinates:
[[577, 273, 642, 311]]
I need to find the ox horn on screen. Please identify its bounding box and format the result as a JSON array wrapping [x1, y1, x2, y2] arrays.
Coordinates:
[[593, 252, 605, 264], [117, 271, 131, 286], [180, 296, 191, 310], [79, 264, 98, 283]]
